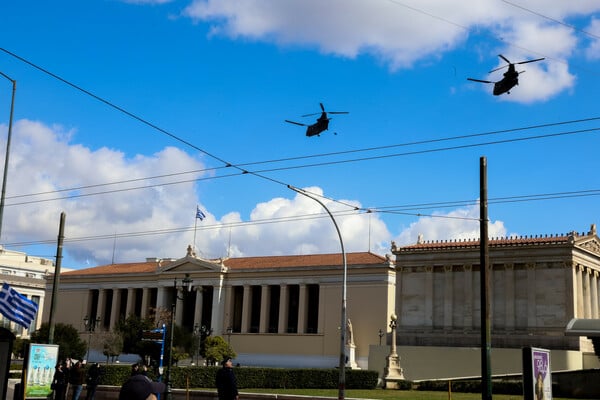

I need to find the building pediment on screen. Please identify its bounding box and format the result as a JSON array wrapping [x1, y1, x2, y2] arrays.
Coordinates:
[[158, 255, 228, 274], [575, 236, 600, 256]]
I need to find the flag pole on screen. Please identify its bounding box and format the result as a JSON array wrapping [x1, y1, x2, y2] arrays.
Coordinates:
[[193, 213, 198, 253]]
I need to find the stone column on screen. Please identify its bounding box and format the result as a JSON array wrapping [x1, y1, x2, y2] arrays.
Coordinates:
[[109, 289, 119, 330], [126, 288, 135, 317], [278, 284, 289, 333], [140, 288, 150, 319], [241, 285, 251, 333], [175, 289, 184, 326], [298, 284, 308, 334], [576, 264, 584, 317], [591, 271, 599, 319], [583, 267, 592, 319], [259, 284, 269, 333], [194, 287, 204, 328], [96, 289, 106, 329]]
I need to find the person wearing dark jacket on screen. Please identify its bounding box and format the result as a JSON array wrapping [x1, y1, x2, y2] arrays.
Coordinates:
[[69, 361, 86, 400], [215, 357, 239, 400], [85, 363, 101, 400], [51, 363, 68, 400]]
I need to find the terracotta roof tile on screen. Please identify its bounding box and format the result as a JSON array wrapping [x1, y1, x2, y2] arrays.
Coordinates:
[[61, 252, 388, 276]]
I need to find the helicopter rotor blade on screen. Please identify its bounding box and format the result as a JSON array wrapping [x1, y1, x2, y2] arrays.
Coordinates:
[[489, 65, 509, 73], [301, 112, 321, 117], [498, 54, 511, 64], [516, 57, 545, 65], [320, 103, 325, 112], [285, 120, 307, 126], [467, 77, 494, 84], [329, 111, 349, 115]]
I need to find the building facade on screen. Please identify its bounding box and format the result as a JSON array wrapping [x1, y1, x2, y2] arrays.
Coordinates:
[[44, 249, 396, 369], [0, 247, 55, 338], [41, 225, 600, 380], [389, 224, 600, 378]]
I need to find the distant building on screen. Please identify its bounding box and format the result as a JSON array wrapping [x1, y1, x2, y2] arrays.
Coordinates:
[[0, 247, 57, 338], [42, 225, 600, 380]]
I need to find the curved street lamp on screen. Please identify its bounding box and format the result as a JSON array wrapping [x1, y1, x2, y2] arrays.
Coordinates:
[[165, 273, 192, 400], [288, 185, 347, 400], [0, 71, 16, 242], [83, 315, 101, 362]]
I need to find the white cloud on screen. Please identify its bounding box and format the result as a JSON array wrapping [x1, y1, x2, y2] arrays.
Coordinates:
[[1, 120, 518, 266], [393, 203, 507, 246], [181, 0, 599, 101], [584, 18, 600, 59]]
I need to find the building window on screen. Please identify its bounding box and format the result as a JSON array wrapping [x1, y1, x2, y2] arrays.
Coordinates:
[[306, 284, 319, 334], [232, 286, 243, 333], [287, 285, 299, 333], [249, 286, 261, 333]]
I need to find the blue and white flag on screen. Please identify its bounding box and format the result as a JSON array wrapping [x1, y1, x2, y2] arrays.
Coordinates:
[[196, 206, 206, 221], [0, 282, 39, 329]]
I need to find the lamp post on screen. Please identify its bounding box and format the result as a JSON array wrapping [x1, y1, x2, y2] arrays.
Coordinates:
[[383, 313, 404, 389], [226, 326, 233, 344], [166, 274, 192, 400], [378, 329, 384, 346], [0, 71, 16, 242], [288, 185, 347, 400], [83, 315, 101, 362]]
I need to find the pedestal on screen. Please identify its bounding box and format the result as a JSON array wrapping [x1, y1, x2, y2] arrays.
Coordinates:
[[345, 344, 359, 369], [383, 353, 404, 389]]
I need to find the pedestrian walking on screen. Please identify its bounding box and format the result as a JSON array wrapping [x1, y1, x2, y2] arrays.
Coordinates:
[[215, 357, 239, 400], [51, 363, 68, 400], [85, 363, 101, 400], [69, 361, 86, 400]]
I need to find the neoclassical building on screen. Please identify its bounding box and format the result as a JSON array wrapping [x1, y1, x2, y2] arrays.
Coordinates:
[[44, 249, 396, 369], [42, 225, 600, 380]]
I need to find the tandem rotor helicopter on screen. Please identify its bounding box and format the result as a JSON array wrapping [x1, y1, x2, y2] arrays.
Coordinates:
[[285, 103, 349, 137], [467, 54, 545, 96]]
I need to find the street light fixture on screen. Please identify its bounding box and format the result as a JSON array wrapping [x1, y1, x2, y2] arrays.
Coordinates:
[[378, 328, 384, 346], [226, 326, 233, 344], [83, 315, 101, 362], [288, 185, 347, 400], [0, 71, 16, 242], [193, 323, 213, 365], [165, 274, 192, 400]]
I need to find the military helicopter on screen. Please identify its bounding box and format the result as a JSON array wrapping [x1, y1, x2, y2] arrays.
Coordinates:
[[285, 103, 349, 137], [467, 54, 545, 95]]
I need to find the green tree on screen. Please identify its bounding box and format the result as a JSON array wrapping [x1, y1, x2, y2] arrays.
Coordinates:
[[30, 323, 87, 361], [102, 332, 123, 363], [204, 336, 235, 366], [115, 314, 156, 357]]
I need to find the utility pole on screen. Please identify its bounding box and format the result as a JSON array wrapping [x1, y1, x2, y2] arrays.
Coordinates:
[[48, 212, 66, 344], [480, 157, 492, 400]]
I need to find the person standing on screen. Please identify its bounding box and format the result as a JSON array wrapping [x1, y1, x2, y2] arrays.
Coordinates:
[[215, 357, 239, 400], [69, 361, 86, 400], [51, 363, 68, 400], [85, 363, 101, 400]]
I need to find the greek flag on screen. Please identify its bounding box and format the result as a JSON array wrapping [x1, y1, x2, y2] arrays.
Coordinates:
[[0, 282, 39, 329], [196, 206, 206, 221]]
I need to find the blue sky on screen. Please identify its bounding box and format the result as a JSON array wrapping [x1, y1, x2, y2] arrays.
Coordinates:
[[1, 0, 600, 268]]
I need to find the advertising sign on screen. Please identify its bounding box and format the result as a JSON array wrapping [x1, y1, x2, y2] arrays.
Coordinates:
[[522, 346, 552, 400], [23, 343, 59, 399]]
